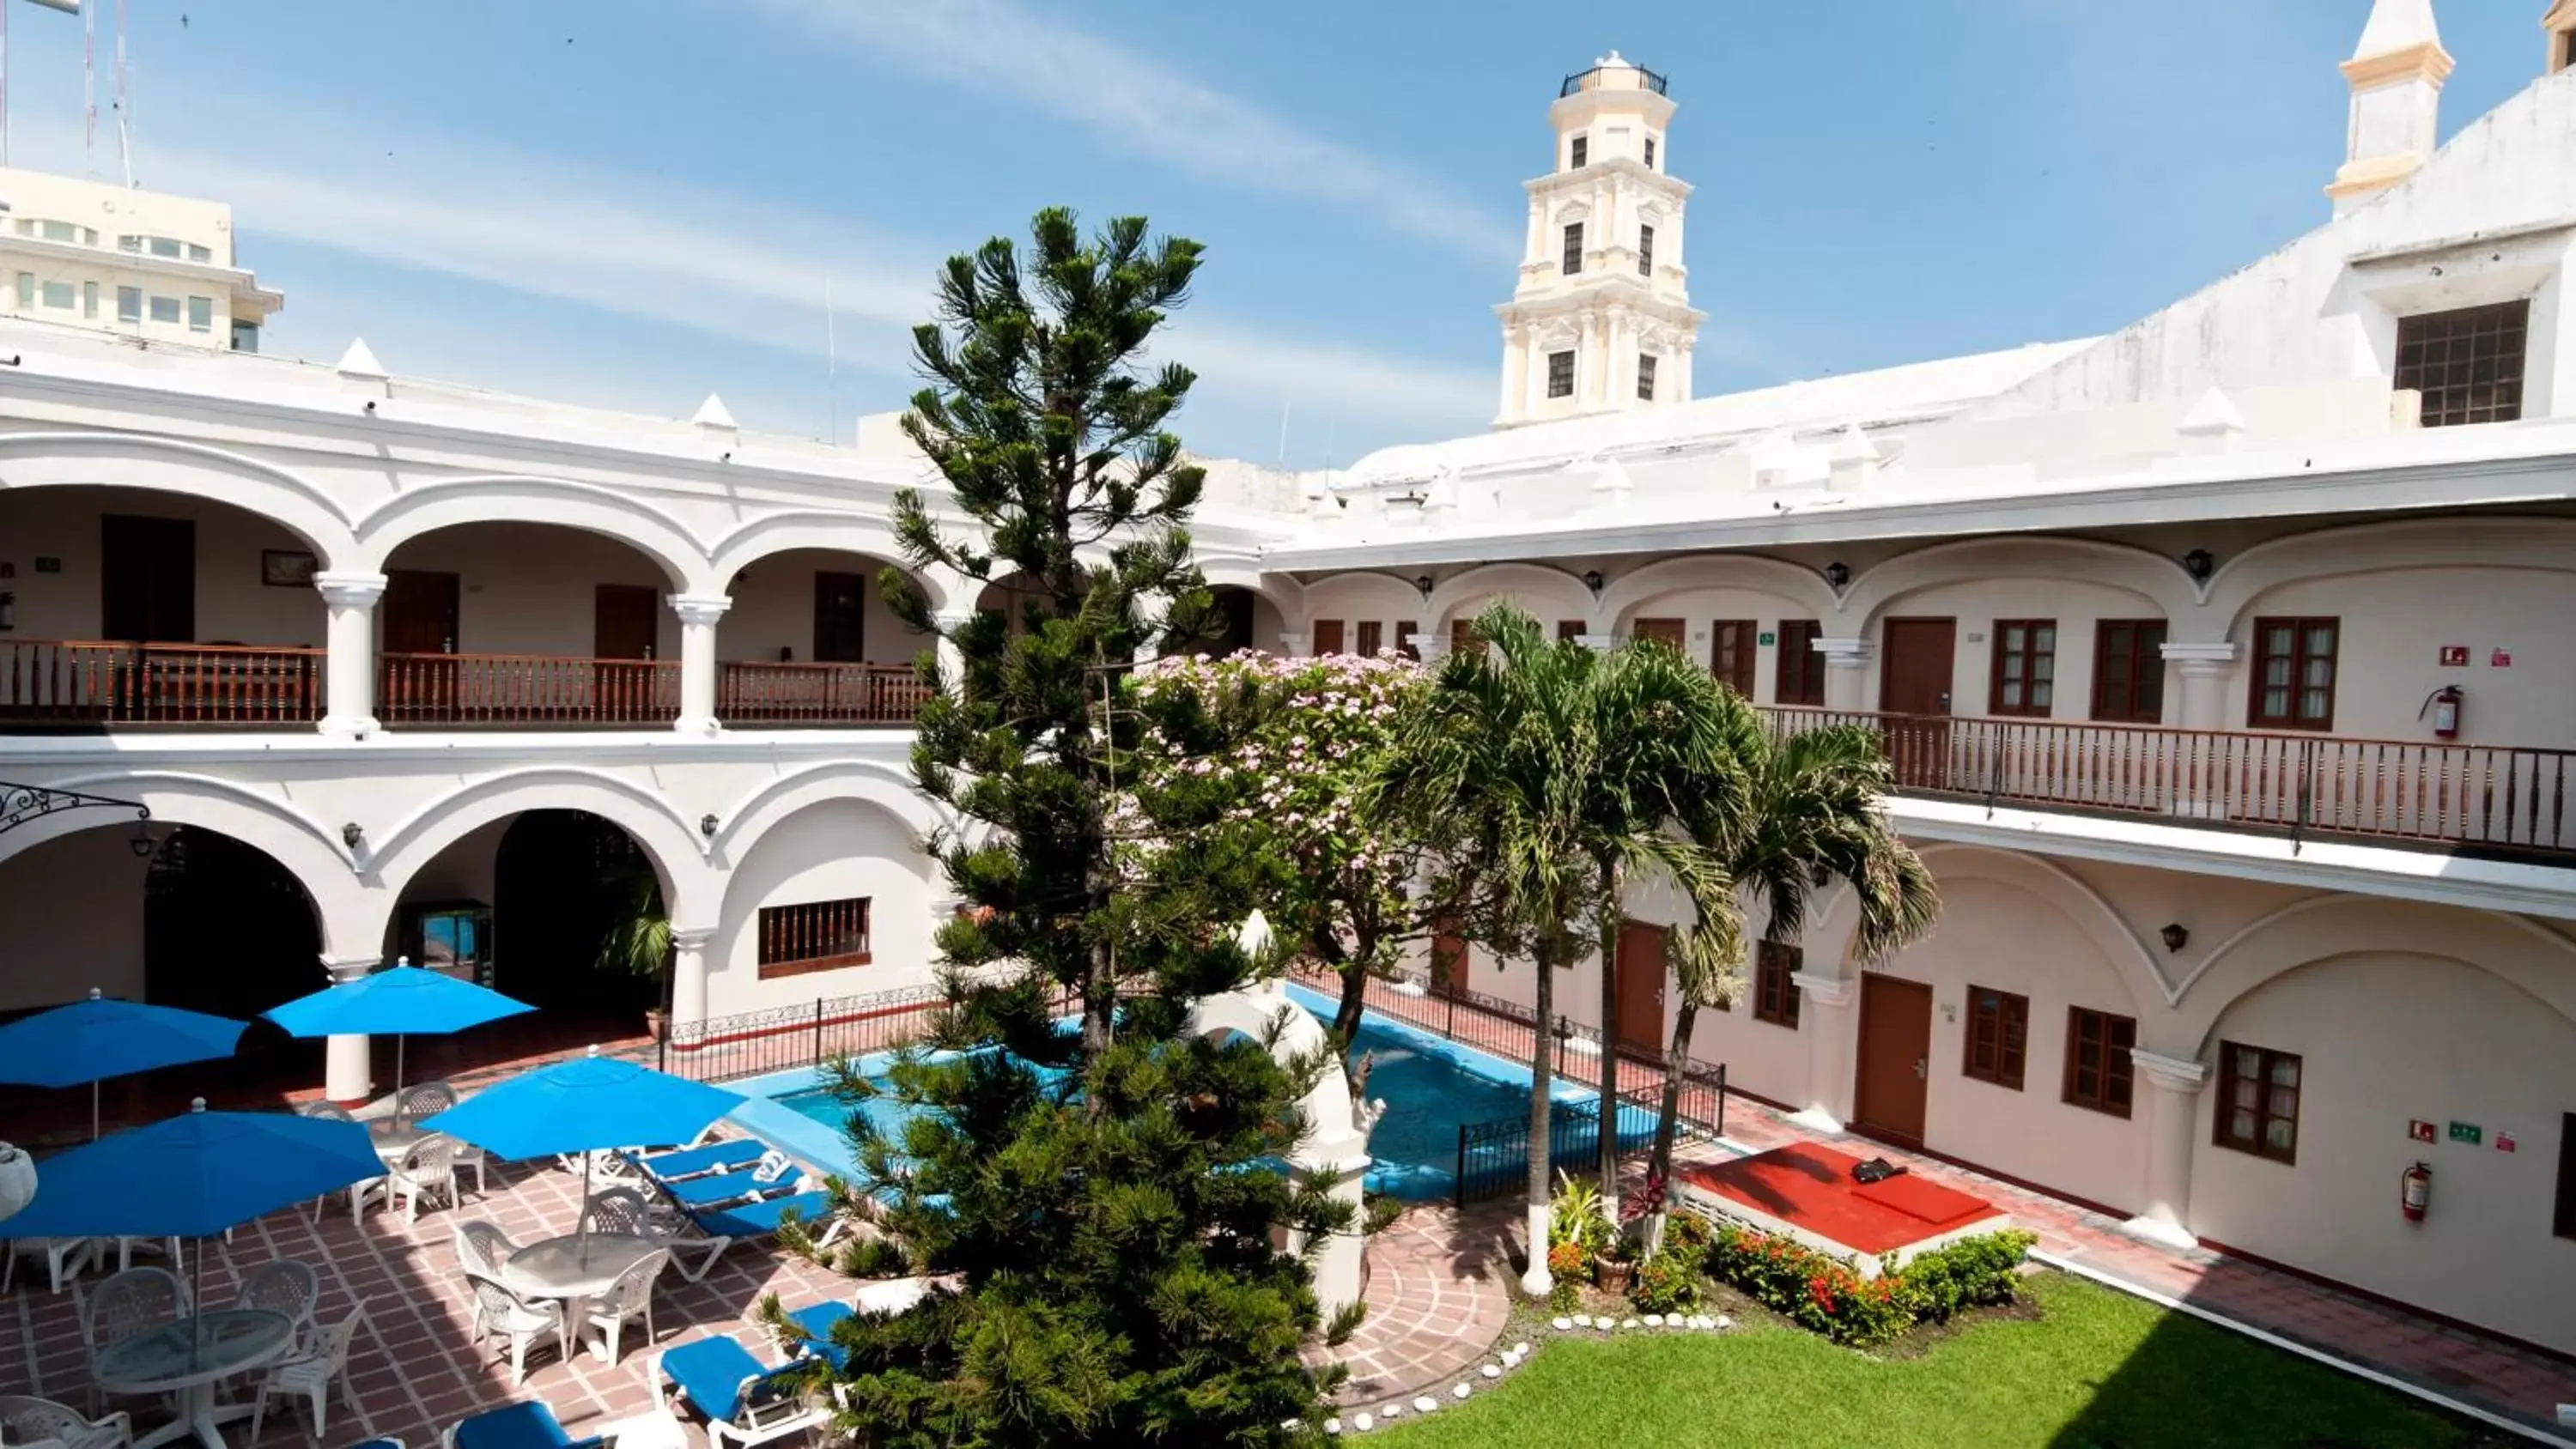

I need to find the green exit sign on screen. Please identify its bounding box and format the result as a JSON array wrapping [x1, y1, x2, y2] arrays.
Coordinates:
[[33, 556, 60, 573], [2447, 1121, 2482, 1145], [1758, 632, 1776, 646]]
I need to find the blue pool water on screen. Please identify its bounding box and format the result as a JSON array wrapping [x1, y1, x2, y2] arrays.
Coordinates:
[[750, 988, 1643, 1202]]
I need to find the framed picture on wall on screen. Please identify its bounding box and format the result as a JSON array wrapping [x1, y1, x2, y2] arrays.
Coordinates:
[[260, 549, 318, 587]]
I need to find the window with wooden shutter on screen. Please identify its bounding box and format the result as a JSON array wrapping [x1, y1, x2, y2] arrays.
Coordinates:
[[1395, 620, 1419, 660], [1710, 620, 1756, 697], [1775, 620, 1824, 706], [1557, 620, 1586, 643], [2091, 620, 2166, 724], [1355, 621, 1382, 656], [1989, 620, 2057, 718], [2215, 1041, 2301, 1164], [757, 896, 872, 978], [2063, 1007, 2136, 1118], [1753, 942, 1801, 1028], [1963, 985, 2029, 1090], [2250, 618, 2336, 730], [1632, 617, 1684, 652]]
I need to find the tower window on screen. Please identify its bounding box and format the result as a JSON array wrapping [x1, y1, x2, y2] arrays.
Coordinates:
[[1644, 136, 1657, 169], [2395, 300, 2528, 427], [1561, 222, 1584, 276], [1637, 355, 1657, 401], [1546, 350, 1575, 398], [1569, 135, 1587, 170], [1638, 224, 1656, 277]]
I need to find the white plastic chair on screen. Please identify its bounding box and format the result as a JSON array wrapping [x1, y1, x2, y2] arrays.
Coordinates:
[[452, 1221, 519, 1282], [582, 1188, 658, 1240], [0, 1394, 131, 1449], [386, 1135, 462, 1224], [3, 1236, 94, 1294], [398, 1081, 458, 1124], [580, 1249, 668, 1366], [247, 1307, 362, 1441], [463, 1274, 568, 1386], [80, 1268, 185, 1412], [233, 1260, 320, 1349], [298, 1103, 381, 1221]]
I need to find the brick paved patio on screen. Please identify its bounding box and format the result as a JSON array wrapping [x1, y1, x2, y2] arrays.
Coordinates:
[[1317, 1203, 1516, 1407]]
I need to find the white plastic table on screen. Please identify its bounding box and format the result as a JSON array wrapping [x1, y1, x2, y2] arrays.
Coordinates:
[[366, 1120, 423, 1166], [92, 1308, 294, 1449], [499, 1233, 663, 1359]]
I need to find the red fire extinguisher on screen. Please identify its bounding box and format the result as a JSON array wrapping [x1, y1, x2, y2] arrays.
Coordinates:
[[2419, 685, 2463, 741], [2401, 1161, 2432, 1223]]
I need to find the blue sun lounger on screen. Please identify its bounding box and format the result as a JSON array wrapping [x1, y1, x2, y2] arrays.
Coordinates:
[[652, 1336, 827, 1449], [666, 1190, 841, 1282], [629, 1139, 764, 1182]]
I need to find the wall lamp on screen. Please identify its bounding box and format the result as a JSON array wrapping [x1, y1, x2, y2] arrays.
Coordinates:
[[1582, 569, 1605, 596], [2159, 922, 2190, 954], [361, 400, 376, 415], [129, 822, 154, 858], [2182, 549, 2215, 583], [1823, 561, 1851, 590], [342, 822, 364, 850], [1413, 574, 1435, 599], [700, 814, 720, 839]]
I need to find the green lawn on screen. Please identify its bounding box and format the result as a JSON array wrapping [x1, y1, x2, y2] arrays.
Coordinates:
[[1369, 1273, 2492, 1448]]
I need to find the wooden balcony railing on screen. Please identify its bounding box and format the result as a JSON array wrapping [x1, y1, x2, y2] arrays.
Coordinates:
[[715, 660, 929, 726], [377, 652, 679, 728], [1765, 707, 2575, 859], [0, 639, 323, 726]]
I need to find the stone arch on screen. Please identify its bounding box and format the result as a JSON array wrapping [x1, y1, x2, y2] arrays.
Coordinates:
[[1425, 562, 1596, 633], [1597, 554, 1840, 633], [363, 767, 715, 931], [1194, 552, 1304, 625], [2172, 895, 2576, 1053], [0, 431, 361, 565], [2202, 516, 2576, 640], [1814, 844, 2167, 1009], [704, 512, 943, 609], [0, 770, 373, 959], [1839, 536, 2194, 631], [709, 761, 953, 864], [353, 476, 707, 586]]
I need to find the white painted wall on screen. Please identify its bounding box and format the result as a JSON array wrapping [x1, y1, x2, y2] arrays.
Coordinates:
[[380, 523, 677, 658], [0, 486, 326, 644], [0, 827, 151, 1009], [720, 549, 924, 666], [708, 797, 939, 1016]]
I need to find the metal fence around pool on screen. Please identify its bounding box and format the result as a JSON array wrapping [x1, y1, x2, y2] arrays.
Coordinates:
[[658, 984, 948, 1083]]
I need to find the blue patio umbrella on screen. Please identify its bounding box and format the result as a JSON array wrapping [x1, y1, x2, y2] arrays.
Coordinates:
[[422, 1047, 744, 1260], [3, 1099, 383, 1345], [264, 962, 533, 1097], [0, 989, 248, 1139]]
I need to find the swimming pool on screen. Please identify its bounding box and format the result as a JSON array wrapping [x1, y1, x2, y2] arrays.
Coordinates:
[[729, 984, 1648, 1202]]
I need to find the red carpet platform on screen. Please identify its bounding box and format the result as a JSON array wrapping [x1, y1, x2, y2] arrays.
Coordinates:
[[1675, 1142, 2008, 1272]]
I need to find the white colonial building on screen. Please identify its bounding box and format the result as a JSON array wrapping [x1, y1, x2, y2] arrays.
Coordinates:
[[1, 0, 2573, 1366]]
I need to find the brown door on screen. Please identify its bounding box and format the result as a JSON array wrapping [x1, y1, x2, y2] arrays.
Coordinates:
[[813, 571, 868, 664], [101, 514, 196, 642], [1879, 617, 1957, 790], [1431, 915, 1468, 999], [594, 585, 660, 660], [1632, 617, 1685, 652], [1854, 973, 1934, 1147], [1710, 620, 1756, 696], [380, 569, 460, 722], [1311, 619, 1345, 656], [1615, 921, 1667, 1058]]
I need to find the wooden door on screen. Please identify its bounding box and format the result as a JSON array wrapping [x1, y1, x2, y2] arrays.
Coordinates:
[[100, 514, 195, 642], [1854, 973, 1934, 1147], [594, 585, 660, 660], [1879, 617, 1957, 790], [1632, 617, 1685, 652], [1710, 620, 1756, 697], [380, 569, 460, 722], [813, 571, 868, 664], [1311, 619, 1345, 656], [1615, 920, 1668, 1058], [1431, 915, 1468, 999]]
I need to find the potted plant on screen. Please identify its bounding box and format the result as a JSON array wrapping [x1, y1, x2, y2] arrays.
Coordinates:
[[1550, 1171, 1619, 1288], [1593, 1234, 1636, 1292], [594, 857, 675, 1040]]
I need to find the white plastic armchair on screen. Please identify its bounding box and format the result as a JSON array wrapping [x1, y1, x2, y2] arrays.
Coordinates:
[[397, 1081, 459, 1124], [233, 1260, 320, 1349], [298, 1103, 380, 1220], [452, 1221, 520, 1282], [388, 1134, 462, 1224], [81, 1268, 185, 1411], [3, 1235, 94, 1294], [581, 1189, 659, 1240], [248, 1307, 363, 1441], [462, 1275, 568, 1386], [580, 1249, 668, 1365], [0, 1395, 131, 1449]]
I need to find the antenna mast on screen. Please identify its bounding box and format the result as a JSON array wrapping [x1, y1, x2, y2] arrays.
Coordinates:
[[824, 273, 837, 445], [82, 0, 93, 175]]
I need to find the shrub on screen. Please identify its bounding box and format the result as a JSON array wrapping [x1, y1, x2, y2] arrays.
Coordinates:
[[1549, 1173, 1614, 1258], [1627, 1249, 1702, 1315], [1703, 1222, 2036, 1347], [1546, 1240, 1589, 1282], [839, 1236, 913, 1280]]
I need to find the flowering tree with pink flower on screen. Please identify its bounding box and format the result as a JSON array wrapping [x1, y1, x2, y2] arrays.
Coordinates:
[[1128, 648, 1435, 1101]]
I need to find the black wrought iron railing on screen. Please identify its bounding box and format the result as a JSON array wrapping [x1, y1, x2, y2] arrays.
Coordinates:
[[659, 983, 947, 1083]]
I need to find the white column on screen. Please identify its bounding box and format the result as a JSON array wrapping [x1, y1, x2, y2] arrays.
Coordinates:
[[320, 955, 378, 1105], [1673, 336, 1696, 403], [1787, 970, 1858, 1133], [668, 593, 732, 736], [669, 925, 715, 1030], [1815, 637, 1872, 712], [2162, 641, 2238, 731], [313, 572, 386, 738], [2123, 1049, 2210, 1250], [1498, 324, 1528, 423]]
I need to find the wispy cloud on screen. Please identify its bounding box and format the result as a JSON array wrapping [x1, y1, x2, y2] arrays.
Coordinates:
[[59, 106, 1492, 441], [738, 0, 1523, 265]]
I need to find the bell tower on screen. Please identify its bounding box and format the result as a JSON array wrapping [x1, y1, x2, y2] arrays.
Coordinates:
[[1494, 52, 1704, 429]]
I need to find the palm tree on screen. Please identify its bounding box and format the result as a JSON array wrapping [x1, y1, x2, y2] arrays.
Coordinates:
[[1382, 604, 1741, 1294], [1644, 719, 1941, 1209], [593, 857, 675, 1034]]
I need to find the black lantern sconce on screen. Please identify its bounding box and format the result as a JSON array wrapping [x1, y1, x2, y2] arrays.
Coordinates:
[[700, 814, 720, 839], [1413, 574, 1435, 599], [1823, 561, 1851, 590], [342, 822, 364, 851], [1582, 569, 1605, 597], [129, 821, 154, 858], [2182, 549, 2215, 584], [2159, 922, 2190, 954]]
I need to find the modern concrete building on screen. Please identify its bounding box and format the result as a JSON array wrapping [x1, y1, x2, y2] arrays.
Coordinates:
[[0, 0, 2571, 1364]]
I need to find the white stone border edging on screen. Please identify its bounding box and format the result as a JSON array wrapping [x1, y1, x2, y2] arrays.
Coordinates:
[[2030, 1250, 2574, 1448]]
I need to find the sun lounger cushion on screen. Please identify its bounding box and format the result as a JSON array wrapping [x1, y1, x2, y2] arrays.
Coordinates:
[[663, 1169, 770, 1210], [452, 1403, 594, 1449], [661, 1336, 787, 1426], [635, 1140, 763, 1181], [787, 1303, 852, 1369], [690, 1191, 832, 1240]]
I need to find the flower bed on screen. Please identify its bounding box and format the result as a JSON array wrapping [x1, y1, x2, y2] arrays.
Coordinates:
[[1701, 1220, 2037, 1347]]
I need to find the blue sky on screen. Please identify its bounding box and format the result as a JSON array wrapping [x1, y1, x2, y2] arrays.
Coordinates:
[[0, 2, 2549, 465]]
